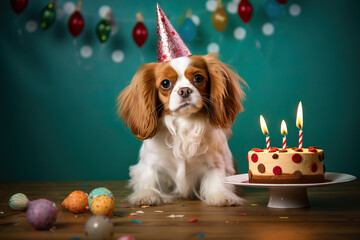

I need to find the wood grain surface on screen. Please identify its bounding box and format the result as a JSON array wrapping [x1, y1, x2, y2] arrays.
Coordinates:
[[0, 180, 359, 240]]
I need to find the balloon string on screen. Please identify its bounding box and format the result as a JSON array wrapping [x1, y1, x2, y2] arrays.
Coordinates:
[[15, 19, 24, 45], [73, 39, 82, 66]]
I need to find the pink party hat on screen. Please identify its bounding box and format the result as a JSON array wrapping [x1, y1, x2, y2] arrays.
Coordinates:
[[157, 4, 192, 63]]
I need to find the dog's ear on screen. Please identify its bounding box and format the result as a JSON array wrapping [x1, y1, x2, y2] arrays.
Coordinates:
[[117, 63, 159, 140], [203, 53, 246, 128]]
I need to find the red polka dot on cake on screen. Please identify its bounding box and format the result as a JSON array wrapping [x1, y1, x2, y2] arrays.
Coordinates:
[[273, 166, 282, 175], [251, 153, 258, 163], [247, 155, 249, 163], [311, 163, 318, 172], [292, 154, 302, 163]]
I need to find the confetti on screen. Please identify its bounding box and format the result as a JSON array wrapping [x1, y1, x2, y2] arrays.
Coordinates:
[[154, 210, 164, 213], [121, 206, 130, 208], [187, 218, 198, 222], [279, 216, 289, 219], [82, 185, 90, 188], [131, 220, 142, 224], [167, 214, 184, 218], [0, 190, 4, 193], [131, 208, 136, 210], [130, 213, 137, 216], [251, 204, 259, 206], [180, 204, 186, 206], [198, 233, 206, 237], [71, 237, 81, 240], [141, 205, 150, 208], [136, 211, 144, 214], [0, 212, 4, 214], [237, 213, 247, 216]]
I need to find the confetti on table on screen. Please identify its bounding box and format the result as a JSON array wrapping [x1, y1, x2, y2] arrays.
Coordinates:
[[121, 206, 130, 208], [279, 216, 289, 219], [131, 220, 143, 224], [251, 204, 259, 206], [131, 208, 136, 210], [180, 204, 186, 206], [141, 205, 150, 208], [167, 214, 184, 218], [237, 212, 247, 216], [187, 218, 198, 222], [0, 190, 4, 193], [136, 211, 144, 214], [0, 212, 4, 214], [82, 185, 90, 188], [198, 233, 206, 237], [130, 213, 137, 216], [154, 210, 164, 213], [71, 237, 81, 240]]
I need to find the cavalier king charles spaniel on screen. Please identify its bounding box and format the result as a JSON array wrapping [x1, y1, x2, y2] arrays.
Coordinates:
[[118, 53, 246, 206]]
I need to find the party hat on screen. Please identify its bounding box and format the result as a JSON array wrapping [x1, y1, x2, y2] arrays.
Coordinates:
[[157, 4, 192, 63]]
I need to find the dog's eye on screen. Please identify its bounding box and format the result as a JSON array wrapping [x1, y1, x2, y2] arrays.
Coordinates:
[[161, 79, 172, 89], [194, 74, 204, 84]]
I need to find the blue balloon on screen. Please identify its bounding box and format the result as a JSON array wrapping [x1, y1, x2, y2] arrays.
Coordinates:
[[265, 0, 282, 19], [179, 18, 197, 43]]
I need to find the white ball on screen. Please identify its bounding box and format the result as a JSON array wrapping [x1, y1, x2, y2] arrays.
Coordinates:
[[289, 4, 301, 17], [25, 20, 37, 33], [262, 22, 275, 36], [112, 50, 125, 63], [234, 27, 246, 40], [63, 2, 76, 15], [207, 42, 220, 54], [80, 45, 93, 59], [99, 5, 111, 18], [191, 15, 200, 26], [227, 2, 238, 14], [206, 0, 217, 12]]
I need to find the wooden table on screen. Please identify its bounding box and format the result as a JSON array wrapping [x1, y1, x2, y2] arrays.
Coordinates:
[[0, 180, 359, 240]]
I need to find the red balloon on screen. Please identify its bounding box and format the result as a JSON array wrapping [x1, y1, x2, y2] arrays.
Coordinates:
[[276, 0, 287, 4], [238, 0, 253, 24], [132, 21, 148, 48], [10, 0, 28, 14], [68, 11, 84, 38]]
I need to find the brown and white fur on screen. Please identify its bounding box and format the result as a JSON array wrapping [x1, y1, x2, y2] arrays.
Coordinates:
[[117, 53, 246, 206]]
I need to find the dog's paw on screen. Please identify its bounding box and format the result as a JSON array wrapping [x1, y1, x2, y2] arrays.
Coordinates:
[[203, 192, 246, 207], [128, 190, 173, 206]]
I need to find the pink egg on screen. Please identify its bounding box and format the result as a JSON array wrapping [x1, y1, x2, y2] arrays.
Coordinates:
[[26, 199, 58, 230]]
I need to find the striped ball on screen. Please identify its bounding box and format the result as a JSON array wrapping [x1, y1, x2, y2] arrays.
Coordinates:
[[9, 193, 29, 211]]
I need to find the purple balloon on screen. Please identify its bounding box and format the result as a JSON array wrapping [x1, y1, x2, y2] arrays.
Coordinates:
[[26, 199, 58, 229]]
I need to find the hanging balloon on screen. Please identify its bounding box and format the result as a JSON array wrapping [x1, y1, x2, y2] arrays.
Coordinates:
[[238, 0, 253, 24], [132, 13, 148, 48], [211, 0, 228, 33], [10, 0, 28, 14], [96, 10, 112, 43], [265, 0, 282, 19], [276, 0, 287, 4], [40, 1, 56, 30], [179, 9, 197, 43], [68, 1, 84, 38]]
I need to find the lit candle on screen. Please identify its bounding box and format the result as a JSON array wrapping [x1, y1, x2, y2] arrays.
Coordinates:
[[281, 120, 287, 149], [260, 115, 270, 150], [296, 101, 303, 148]]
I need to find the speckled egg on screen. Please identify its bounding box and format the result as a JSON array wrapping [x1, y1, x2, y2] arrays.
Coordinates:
[[61, 190, 89, 213], [26, 199, 58, 230], [9, 193, 29, 211], [85, 215, 114, 240], [88, 187, 114, 209], [90, 195, 115, 217]]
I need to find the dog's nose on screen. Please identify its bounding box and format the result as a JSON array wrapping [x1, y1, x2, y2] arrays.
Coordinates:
[[177, 87, 192, 98]]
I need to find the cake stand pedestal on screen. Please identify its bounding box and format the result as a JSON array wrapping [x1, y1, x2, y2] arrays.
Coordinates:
[[225, 172, 356, 209]]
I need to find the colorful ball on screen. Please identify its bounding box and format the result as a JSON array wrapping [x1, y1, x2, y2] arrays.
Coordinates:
[[9, 193, 29, 211], [61, 190, 89, 213], [91, 195, 114, 218], [85, 215, 114, 240], [88, 187, 114, 209], [26, 199, 58, 230]]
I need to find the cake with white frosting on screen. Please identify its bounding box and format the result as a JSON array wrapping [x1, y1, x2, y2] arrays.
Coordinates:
[[248, 147, 325, 183]]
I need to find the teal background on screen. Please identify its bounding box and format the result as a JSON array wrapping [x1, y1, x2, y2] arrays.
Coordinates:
[[1, 0, 359, 180]]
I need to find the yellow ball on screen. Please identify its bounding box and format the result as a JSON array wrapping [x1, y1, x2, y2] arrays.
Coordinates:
[[90, 195, 114, 218]]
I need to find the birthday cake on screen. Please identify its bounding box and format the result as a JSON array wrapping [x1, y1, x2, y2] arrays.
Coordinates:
[[248, 147, 325, 184]]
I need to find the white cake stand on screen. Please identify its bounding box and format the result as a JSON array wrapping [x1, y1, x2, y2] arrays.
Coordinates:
[[225, 172, 357, 209]]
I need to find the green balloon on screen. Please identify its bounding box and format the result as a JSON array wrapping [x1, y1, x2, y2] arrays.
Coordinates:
[[96, 19, 112, 43], [40, 3, 56, 30]]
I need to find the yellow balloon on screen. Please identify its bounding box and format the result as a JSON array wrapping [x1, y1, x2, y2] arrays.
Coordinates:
[[212, 5, 228, 33]]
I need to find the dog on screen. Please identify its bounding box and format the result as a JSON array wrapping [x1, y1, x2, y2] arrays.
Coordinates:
[[117, 53, 246, 206]]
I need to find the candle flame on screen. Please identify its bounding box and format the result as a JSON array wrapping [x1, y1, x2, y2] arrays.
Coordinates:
[[260, 115, 269, 135], [296, 101, 303, 129], [281, 120, 287, 135]]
